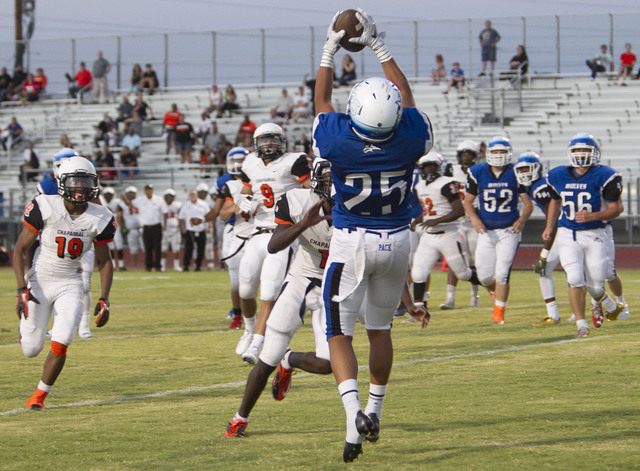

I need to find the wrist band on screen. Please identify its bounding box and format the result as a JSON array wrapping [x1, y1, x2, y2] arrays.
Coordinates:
[[540, 249, 549, 258]]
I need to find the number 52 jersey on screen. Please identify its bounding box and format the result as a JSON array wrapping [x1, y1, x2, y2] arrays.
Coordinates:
[[23, 194, 116, 278]]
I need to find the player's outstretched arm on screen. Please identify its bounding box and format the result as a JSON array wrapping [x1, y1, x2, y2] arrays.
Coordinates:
[[315, 12, 344, 115]]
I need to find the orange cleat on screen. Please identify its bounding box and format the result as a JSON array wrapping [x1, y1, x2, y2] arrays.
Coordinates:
[[224, 418, 248, 438], [492, 305, 505, 324], [272, 364, 294, 401], [26, 391, 47, 411]]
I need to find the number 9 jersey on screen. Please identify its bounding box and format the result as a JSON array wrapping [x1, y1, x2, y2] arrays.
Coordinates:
[[23, 194, 116, 279]]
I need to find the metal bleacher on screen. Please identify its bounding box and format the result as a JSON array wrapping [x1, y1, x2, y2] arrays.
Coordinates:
[[1, 74, 639, 245]]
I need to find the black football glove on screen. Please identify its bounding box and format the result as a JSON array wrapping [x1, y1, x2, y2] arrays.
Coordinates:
[[94, 297, 110, 327], [16, 286, 40, 320]]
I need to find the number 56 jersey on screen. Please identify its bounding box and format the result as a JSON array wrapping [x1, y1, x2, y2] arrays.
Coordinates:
[[24, 194, 116, 279]]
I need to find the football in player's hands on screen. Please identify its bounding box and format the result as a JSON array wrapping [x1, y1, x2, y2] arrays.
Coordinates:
[[334, 9, 365, 52]]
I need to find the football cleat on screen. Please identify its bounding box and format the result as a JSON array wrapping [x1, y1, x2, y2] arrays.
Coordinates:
[[605, 302, 625, 321], [401, 316, 419, 324], [567, 314, 576, 322], [393, 306, 407, 317], [26, 392, 46, 411], [532, 317, 560, 326], [235, 330, 253, 356], [78, 330, 94, 339], [272, 363, 294, 401], [591, 302, 604, 328], [242, 344, 259, 365], [363, 413, 380, 442], [226, 308, 234, 320], [229, 314, 242, 329], [492, 306, 505, 324], [224, 418, 248, 438], [439, 299, 455, 310], [355, 410, 379, 441], [618, 304, 630, 320], [577, 326, 589, 338], [469, 295, 480, 308], [343, 442, 363, 462]]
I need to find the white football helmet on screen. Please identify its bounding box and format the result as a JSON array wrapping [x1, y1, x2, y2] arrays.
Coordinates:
[[456, 139, 479, 168], [226, 147, 249, 175], [195, 182, 209, 193], [567, 133, 601, 167], [347, 77, 402, 143], [486, 136, 513, 167], [417, 151, 444, 184], [53, 147, 80, 177], [57, 156, 99, 205], [254, 123, 286, 161]]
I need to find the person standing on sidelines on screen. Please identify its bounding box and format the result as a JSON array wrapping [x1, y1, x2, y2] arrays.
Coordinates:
[[178, 189, 210, 271], [463, 136, 533, 325], [116, 186, 143, 271], [127, 184, 166, 272], [160, 188, 182, 271], [13, 156, 114, 410], [100, 187, 126, 271], [313, 9, 433, 462], [541, 133, 625, 337]]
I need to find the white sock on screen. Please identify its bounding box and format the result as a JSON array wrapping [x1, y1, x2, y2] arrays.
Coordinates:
[[576, 319, 588, 330], [364, 383, 387, 419], [615, 295, 625, 304], [37, 381, 52, 393], [470, 284, 479, 297], [249, 334, 264, 351], [233, 412, 249, 422], [446, 284, 456, 299], [118, 259, 124, 268], [600, 294, 617, 313], [338, 379, 361, 444], [495, 300, 507, 308], [160, 258, 166, 270], [173, 259, 180, 270], [423, 291, 430, 302], [281, 349, 293, 370], [243, 316, 256, 333], [545, 301, 560, 321]]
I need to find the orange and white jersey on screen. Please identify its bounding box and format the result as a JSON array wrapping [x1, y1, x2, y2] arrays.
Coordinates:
[[163, 200, 182, 231], [413, 175, 461, 233], [117, 201, 141, 229], [223, 178, 255, 238], [24, 195, 116, 279], [240, 151, 310, 229], [274, 189, 332, 279], [99, 196, 122, 215]]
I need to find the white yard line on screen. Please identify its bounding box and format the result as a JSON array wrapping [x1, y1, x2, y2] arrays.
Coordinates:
[[1, 331, 638, 418]]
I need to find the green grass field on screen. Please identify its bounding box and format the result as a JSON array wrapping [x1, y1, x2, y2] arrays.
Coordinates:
[[0, 268, 639, 470]]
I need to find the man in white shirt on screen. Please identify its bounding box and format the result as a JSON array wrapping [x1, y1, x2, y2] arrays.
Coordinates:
[[178, 189, 210, 271], [130, 184, 166, 271]]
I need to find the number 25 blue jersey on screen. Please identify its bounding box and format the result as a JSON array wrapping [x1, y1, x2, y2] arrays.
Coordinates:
[[312, 109, 433, 229], [466, 162, 523, 230]]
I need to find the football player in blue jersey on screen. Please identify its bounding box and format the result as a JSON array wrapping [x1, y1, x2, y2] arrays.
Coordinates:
[[463, 136, 533, 325], [313, 9, 432, 463], [542, 133, 625, 337], [514, 152, 563, 325]]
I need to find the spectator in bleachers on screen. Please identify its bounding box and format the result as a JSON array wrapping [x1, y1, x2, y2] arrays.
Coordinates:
[[173, 114, 198, 164], [95, 143, 116, 181], [0, 67, 12, 101], [128, 63, 142, 95], [19, 141, 40, 183], [443, 62, 466, 96], [293, 132, 311, 154], [478, 141, 487, 162], [133, 91, 152, 121], [213, 133, 232, 165], [4, 64, 26, 101], [139, 63, 159, 95], [18, 72, 39, 105], [303, 73, 317, 114], [338, 54, 357, 86], [1, 117, 24, 151], [499, 45, 528, 82], [121, 125, 142, 158], [207, 84, 224, 117], [59, 133, 74, 149], [116, 96, 134, 130], [586, 44, 613, 80], [67, 61, 92, 99], [235, 114, 256, 147], [290, 86, 312, 123], [270, 87, 293, 123], [119, 146, 138, 179], [33, 68, 47, 94], [197, 111, 212, 140], [124, 110, 144, 137], [163, 103, 182, 154], [94, 112, 115, 148], [219, 84, 240, 118], [478, 20, 501, 76], [92, 50, 111, 104], [616, 42, 636, 84], [201, 121, 221, 163], [431, 54, 446, 85]]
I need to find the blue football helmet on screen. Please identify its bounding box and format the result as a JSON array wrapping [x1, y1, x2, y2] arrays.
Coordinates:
[[514, 152, 543, 186], [226, 147, 249, 175], [486, 136, 513, 167], [568, 133, 600, 167], [53, 147, 80, 177]]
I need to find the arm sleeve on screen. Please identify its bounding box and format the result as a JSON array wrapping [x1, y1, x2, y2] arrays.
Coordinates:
[[291, 155, 311, 181], [240, 170, 251, 185], [23, 199, 44, 234], [95, 216, 117, 244], [274, 194, 294, 225], [441, 182, 461, 203], [465, 172, 479, 196], [602, 175, 623, 202]]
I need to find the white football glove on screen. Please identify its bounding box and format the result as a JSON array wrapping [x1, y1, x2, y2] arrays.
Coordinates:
[[233, 194, 253, 214], [351, 9, 392, 63], [321, 11, 346, 69]]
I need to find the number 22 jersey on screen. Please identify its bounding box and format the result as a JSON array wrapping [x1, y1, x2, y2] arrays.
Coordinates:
[[24, 194, 116, 278]]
